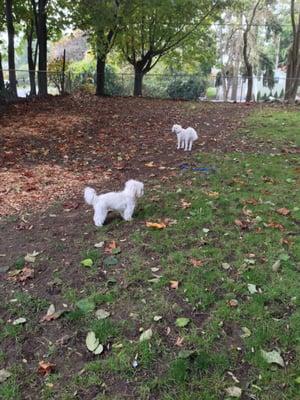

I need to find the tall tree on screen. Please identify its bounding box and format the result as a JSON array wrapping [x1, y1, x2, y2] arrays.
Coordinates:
[[31, 0, 48, 95], [5, 0, 17, 97], [119, 0, 228, 96], [74, 0, 125, 96], [242, 0, 262, 102], [0, 1, 5, 96], [284, 0, 300, 104]]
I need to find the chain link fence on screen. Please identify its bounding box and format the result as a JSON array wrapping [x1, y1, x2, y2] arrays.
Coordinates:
[[0, 69, 290, 102]]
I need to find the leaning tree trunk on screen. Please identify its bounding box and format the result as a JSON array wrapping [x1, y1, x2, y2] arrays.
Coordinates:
[[5, 0, 17, 97], [27, 22, 37, 96], [96, 56, 106, 96], [133, 68, 144, 96], [0, 53, 5, 96]]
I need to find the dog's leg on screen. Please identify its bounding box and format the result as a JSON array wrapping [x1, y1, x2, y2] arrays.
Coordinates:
[[184, 138, 188, 151], [188, 140, 193, 151], [93, 206, 107, 227], [177, 136, 180, 150], [123, 203, 135, 221]]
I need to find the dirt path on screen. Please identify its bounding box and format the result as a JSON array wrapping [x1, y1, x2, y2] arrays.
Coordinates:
[[0, 93, 255, 216]]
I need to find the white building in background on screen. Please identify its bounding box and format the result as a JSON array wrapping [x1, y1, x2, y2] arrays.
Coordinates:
[[212, 68, 287, 102]]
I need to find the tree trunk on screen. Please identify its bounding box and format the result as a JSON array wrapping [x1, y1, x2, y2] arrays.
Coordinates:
[[0, 53, 5, 96], [27, 23, 37, 96], [133, 69, 144, 96], [5, 0, 17, 97], [96, 57, 106, 96], [284, 3, 300, 104], [243, 30, 253, 102], [34, 0, 48, 96]]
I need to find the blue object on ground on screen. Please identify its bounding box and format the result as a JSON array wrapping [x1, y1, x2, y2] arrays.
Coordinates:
[[179, 163, 216, 173]]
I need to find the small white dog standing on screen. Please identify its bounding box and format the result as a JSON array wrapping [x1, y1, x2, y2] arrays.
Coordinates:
[[84, 179, 144, 227], [172, 124, 198, 151]]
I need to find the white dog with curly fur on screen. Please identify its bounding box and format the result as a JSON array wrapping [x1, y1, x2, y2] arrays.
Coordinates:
[[84, 179, 144, 227], [172, 124, 198, 151]]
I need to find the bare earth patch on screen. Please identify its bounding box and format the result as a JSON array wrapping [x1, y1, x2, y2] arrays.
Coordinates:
[[0, 93, 255, 216]]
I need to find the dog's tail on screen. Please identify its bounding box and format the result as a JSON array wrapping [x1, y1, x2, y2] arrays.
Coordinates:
[[84, 187, 97, 206]]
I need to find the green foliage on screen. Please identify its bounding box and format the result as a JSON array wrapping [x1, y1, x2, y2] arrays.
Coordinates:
[[167, 76, 207, 100]]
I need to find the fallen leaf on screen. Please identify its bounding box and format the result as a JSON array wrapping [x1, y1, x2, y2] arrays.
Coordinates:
[[178, 349, 196, 358], [153, 315, 162, 322], [40, 304, 65, 322], [76, 298, 95, 313], [228, 299, 239, 307], [19, 267, 34, 282], [190, 258, 205, 267], [95, 309, 110, 320], [145, 161, 155, 167], [104, 240, 117, 253], [103, 256, 119, 267], [266, 221, 285, 231], [222, 263, 230, 270], [139, 328, 153, 342], [261, 349, 284, 367], [0, 369, 11, 383], [276, 208, 290, 216], [240, 327, 251, 338], [24, 251, 40, 263], [94, 241, 104, 248], [175, 336, 184, 347], [247, 284, 258, 294], [86, 331, 104, 355], [81, 258, 93, 267], [225, 386, 242, 398], [169, 280, 179, 289], [180, 199, 191, 209], [38, 361, 56, 375], [206, 191, 219, 199], [146, 221, 167, 229], [175, 317, 190, 328], [234, 219, 249, 229], [12, 317, 26, 325], [272, 260, 281, 272]]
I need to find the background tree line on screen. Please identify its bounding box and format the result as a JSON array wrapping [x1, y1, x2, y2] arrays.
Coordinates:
[[0, 0, 299, 103]]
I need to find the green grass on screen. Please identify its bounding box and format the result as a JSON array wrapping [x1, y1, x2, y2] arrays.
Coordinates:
[[243, 107, 300, 147], [1, 106, 300, 399]]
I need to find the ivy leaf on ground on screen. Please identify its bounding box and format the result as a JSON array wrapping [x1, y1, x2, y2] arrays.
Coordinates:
[[247, 284, 258, 294], [261, 349, 285, 367], [0, 369, 11, 383], [81, 258, 93, 267], [103, 256, 119, 267], [95, 309, 110, 320], [176, 318, 190, 328], [76, 298, 95, 313], [139, 328, 153, 342], [86, 331, 104, 355], [225, 386, 242, 398]]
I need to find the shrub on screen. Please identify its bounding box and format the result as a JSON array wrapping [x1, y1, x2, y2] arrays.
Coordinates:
[[167, 76, 207, 100]]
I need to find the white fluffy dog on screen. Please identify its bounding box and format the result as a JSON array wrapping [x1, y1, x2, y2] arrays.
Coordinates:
[[84, 180, 144, 227], [172, 124, 198, 151]]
